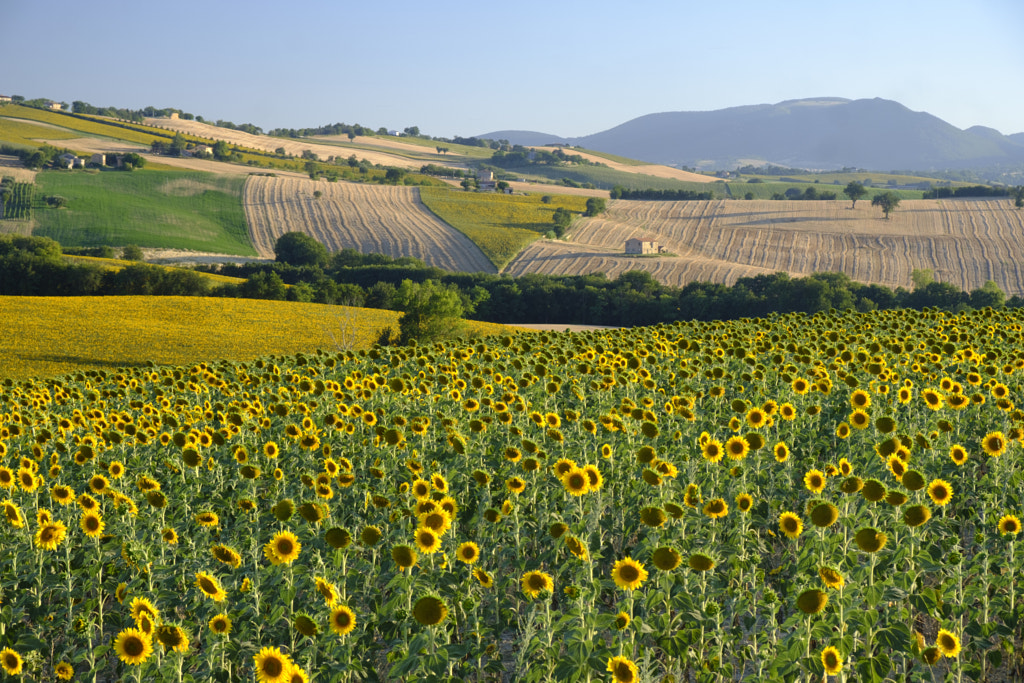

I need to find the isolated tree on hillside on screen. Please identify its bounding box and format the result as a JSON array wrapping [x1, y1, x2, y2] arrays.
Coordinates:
[[584, 197, 607, 217], [871, 191, 900, 219], [1014, 186, 1024, 209], [274, 232, 329, 268], [844, 181, 867, 208]]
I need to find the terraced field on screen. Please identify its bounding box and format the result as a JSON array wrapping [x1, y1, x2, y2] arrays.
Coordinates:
[[243, 176, 495, 272], [505, 198, 1024, 293]]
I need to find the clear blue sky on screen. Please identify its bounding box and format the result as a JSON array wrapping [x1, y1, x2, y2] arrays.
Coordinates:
[[4, 0, 1022, 138]]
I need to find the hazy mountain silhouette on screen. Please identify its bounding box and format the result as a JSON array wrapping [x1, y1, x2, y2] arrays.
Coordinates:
[[481, 98, 1024, 171]]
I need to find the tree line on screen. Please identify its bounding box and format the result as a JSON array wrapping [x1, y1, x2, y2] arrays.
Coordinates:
[[610, 187, 716, 200], [5, 233, 1021, 331]]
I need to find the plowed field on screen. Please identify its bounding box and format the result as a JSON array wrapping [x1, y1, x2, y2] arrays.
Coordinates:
[[505, 198, 1024, 293], [243, 176, 495, 273]]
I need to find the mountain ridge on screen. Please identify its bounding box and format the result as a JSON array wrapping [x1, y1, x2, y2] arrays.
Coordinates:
[[479, 97, 1024, 172]]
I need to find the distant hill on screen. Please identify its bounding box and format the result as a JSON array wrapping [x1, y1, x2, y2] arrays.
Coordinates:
[[480, 98, 1024, 172]]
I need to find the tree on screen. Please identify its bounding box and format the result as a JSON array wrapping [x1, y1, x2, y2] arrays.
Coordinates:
[[121, 245, 145, 261], [496, 181, 510, 192], [347, 131, 357, 143], [169, 133, 186, 157], [552, 207, 574, 237], [910, 268, 934, 290], [871, 191, 900, 219], [385, 168, 405, 184], [584, 197, 607, 217], [274, 232, 329, 268], [1014, 186, 1024, 209], [393, 279, 466, 344], [844, 181, 867, 208], [212, 140, 230, 160], [403, 126, 420, 137], [122, 153, 145, 170]]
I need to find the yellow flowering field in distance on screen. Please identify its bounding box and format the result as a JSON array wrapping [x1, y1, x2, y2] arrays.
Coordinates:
[[62, 255, 248, 285], [1, 305, 1023, 681]]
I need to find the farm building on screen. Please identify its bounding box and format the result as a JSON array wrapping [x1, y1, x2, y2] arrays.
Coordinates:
[[57, 153, 84, 169], [0, 95, 12, 103], [624, 238, 660, 255], [89, 153, 106, 167], [46, 101, 63, 111], [477, 169, 497, 191]]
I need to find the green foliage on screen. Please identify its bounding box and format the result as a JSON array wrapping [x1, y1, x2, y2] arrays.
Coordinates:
[[33, 169, 255, 255], [120, 244, 144, 261], [392, 278, 466, 343], [0, 179, 33, 220], [871, 191, 901, 219], [418, 186, 588, 268], [274, 232, 329, 268], [844, 181, 867, 207], [584, 197, 607, 216]]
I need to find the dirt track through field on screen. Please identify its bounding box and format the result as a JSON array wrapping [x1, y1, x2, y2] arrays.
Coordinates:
[[505, 198, 1024, 294], [244, 176, 496, 273]]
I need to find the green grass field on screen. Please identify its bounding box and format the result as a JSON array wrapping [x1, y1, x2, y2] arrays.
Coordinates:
[[419, 187, 588, 268], [33, 169, 255, 254], [0, 117, 80, 148]]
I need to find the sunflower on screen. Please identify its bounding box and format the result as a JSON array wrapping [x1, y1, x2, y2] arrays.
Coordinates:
[[936, 628, 961, 658], [703, 498, 728, 519], [736, 492, 754, 513], [413, 593, 450, 626], [35, 519, 67, 551], [887, 455, 908, 480], [211, 544, 242, 568], [792, 378, 810, 394], [779, 402, 797, 420], [410, 478, 431, 499], [254, 646, 292, 683], [651, 546, 682, 571], [614, 611, 631, 630], [701, 439, 724, 463], [819, 565, 845, 589], [821, 646, 843, 675], [725, 436, 749, 460], [610, 557, 648, 591], [921, 388, 943, 411], [949, 444, 969, 466], [810, 503, 839, 528], [904, 505, 932, 527], [746, 407, 768, 429], [265, 531, 302, 565], [998, 514, 1022, 536], [456, 541, 480, 564], [564, 535, 588, 560], [419, 510, 452, 535], [208, 613, 232, 635], [606, 656, 639, 683], [156, 624, 189, 653], [803, 469, 826, 494], [329, 605, 357, 635], [473, 567, 494, 588], [506, 476, 527, 495], [55, 661, 74, 680], [854, 527, 888, 553], [927, 479, 953, 506], [414, 527, 442, 554], [521, 570, 554, 598], [114, 628, 154, 665], [392, 544, 418, 570], [773, 442, 790, 463], [0, 467, 13, 490], [0, 648, 22, 676], [51, 484, 75, 506], [796, 589, 828, 614], [80, 511, 105, 538], [640, 506, 667, 527], [779, 511, 803, 539], [195, 511, 220, 528], [194, 572, 227, 602], [982, 431, 1007, 457]]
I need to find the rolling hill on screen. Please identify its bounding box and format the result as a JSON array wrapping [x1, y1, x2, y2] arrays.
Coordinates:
[[481, 97, 1024, 171]]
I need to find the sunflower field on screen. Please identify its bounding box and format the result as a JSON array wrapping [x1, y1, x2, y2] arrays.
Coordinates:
[[1, 306, 1024, 682]]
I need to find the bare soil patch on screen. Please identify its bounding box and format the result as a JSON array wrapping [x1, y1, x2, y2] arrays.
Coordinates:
[[0, 156, 36, 183]]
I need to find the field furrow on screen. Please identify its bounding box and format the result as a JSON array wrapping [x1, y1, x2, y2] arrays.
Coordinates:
[[510, 198, 1024, 294], [243, 177, 495, 273]]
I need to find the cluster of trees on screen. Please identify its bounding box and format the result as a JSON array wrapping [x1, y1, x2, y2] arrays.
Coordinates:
[[7, 233, 1023, 337], [610, 187, 716, 200], [267, 123, 381, 139], [735, 164, 814, 176], [922, 185, 1021, 201], [774, 186, 839, 201], [71, 102, 195, 122], [489, 147, 598, 169], [212, 120, 263, 135]]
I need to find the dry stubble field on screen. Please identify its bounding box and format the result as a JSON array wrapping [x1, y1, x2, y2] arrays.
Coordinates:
[[145, 118, 424, 169], [243, 175, 496, 272], [504, 198, 1024, 293]]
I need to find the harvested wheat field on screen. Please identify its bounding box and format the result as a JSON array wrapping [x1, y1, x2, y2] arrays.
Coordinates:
[[532, 146, 718, 183], [0, 155, 37, 183], [506, 198, 1024, 293], [146, 118, 422, 169], [244, 176, 496, 273]]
